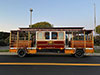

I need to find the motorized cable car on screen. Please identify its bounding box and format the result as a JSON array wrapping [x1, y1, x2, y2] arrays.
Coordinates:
[[9, 27, 94, 57]]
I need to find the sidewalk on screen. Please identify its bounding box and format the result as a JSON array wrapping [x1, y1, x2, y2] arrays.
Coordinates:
[[85, 53, 100, 56], [0, 52, 17, 55], [0, 52, 100, 56], [0, 46, 9, 50]]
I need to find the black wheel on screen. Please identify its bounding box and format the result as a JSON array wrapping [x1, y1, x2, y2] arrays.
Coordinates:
[[75, 50, 84, 58], [17, 49, 27, 57]]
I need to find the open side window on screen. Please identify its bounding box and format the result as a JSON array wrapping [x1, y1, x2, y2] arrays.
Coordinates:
[[37, 32, 43, 39], [45, 32, 50, 40], [58, 32, 64, 40], [19, 31, 28, 40], [52, 32, 58, 39]]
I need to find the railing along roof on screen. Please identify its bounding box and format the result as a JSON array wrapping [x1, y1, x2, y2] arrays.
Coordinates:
[[19, 27, 84, 32]]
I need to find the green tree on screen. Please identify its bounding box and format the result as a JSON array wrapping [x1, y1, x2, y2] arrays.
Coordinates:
[[94, 36, 100, 46], [94, 25, 100, 46], [0, 32, 9, 46], [96, 25, 100, 35], [29, 22, 53, 28]]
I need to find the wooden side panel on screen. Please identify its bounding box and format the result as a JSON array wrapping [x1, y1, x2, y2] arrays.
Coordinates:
[[37, 41, 65, 49], [71, 40, 93, 48], [11, 40, 32, 47], [18, 40, 32, 47], [71, 40, 84, 48], [86, 40, 93, 48]]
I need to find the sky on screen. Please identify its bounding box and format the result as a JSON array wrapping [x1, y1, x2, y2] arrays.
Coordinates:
[[0, 0, 100, 32]]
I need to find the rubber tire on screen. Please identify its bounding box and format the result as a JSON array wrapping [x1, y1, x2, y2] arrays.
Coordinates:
[[17, 49, 27, 57], [75, 50, 84, 58]]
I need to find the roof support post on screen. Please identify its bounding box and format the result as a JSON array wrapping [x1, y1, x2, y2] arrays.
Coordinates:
[[68, 33, 69, 47], [72, 32, 74, 48], [28, 31, 30, 47], [90, 33, 92, 40], [84, 31, 86, 48], [87, 34, 88, 40], [17, 31, 19, 48]]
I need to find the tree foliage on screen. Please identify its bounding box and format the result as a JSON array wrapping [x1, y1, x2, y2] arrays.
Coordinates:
[[96, 25, 100, 34], [0, 32, 9, 46], [29, 22, 53, 28], [94, 36, 100, 46]]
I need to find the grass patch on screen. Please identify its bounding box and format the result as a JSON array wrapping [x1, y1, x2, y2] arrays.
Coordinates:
[[0, 49, 9, 52], [94, 49, 100, 53]]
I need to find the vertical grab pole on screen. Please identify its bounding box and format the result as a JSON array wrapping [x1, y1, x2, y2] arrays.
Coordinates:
[[72, 32, 74, 48], [84, 31, 86, 48], [17, 31, 19, 49], [90, 33, 92, 40], [68, 33, 69, 47], [28, 31, 30, 47], [87, 34, 88, 41]]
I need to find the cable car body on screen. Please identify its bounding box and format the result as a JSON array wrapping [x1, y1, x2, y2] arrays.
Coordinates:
[[9, 27, 94, 57]]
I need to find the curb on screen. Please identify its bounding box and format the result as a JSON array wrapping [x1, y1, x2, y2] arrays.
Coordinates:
[[0, 52, 17, 55], [0, 52, 100, 56], [85, 53, 100, 56]]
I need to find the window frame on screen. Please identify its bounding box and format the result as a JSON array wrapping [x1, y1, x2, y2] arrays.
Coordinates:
[[36, 31, 65, 41], [45, 32, 50, 40], [51, 32, 58, 40]]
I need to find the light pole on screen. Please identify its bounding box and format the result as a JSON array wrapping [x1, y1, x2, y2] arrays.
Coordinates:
[[30, 8, 33, 26], [94, 3, 96, 34]]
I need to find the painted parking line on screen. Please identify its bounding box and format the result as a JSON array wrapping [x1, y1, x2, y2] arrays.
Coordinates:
[[0, 63, 100, 66]]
